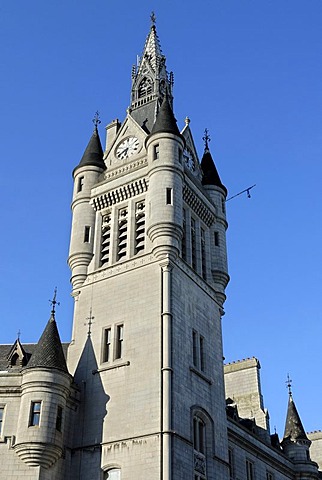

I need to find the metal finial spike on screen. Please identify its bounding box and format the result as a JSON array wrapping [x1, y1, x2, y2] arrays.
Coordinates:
[[150, 11, 156, 25], [286, 373, 293, 396], [92, 111, 101, 129], [17, 329, 21, 340], [85, 308, 95, 337], [49, 287, 60, 317], [202, 128, 211, 151]]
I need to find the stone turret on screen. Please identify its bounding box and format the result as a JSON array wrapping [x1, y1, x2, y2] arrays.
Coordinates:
[[200, 139, 229, 304], [14, 305, 72, 470], [145, 94, 185, 260], [68, 123, 106, 291], [281, 391, 319, 478]]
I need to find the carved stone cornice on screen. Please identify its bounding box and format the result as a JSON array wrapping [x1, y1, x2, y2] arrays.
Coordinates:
[[92, 178, 149, 211], [183, 184, 215, 227]]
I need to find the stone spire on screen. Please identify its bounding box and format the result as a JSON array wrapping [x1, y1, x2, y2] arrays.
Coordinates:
[[200, 139, 227, 195], [25, 309, 68, 373], [74, 121, 105, 172], [150, 92, 180, 137], [130, 15, 174, 133], [283, 393, 309, 443]]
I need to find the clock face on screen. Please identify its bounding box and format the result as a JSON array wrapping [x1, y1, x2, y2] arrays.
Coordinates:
[[116, 137, 140, 160]]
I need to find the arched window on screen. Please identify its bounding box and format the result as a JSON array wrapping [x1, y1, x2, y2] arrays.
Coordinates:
[[192, 409, 213, 480], [104, 469, 121, 480], [138, 77, 153, 98]]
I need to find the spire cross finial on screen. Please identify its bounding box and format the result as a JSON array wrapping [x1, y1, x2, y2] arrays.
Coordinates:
[[49, 287, 60, 316], [286, 373, 293, 396], [150, 11, 156, 26], [17, 329, 21, 340], [203, 128, 211, 151], [92, 111, 101, 129], [85, 308, 95, 337]]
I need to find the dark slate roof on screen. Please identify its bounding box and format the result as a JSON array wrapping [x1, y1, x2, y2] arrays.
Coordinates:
[[200, 149, 227, 195], [24, 315, 69, 373], [0, 342, 69, 372], [150, 94, 181, 137], [74, 127, 105, 172], [283, 394, 308, 442]]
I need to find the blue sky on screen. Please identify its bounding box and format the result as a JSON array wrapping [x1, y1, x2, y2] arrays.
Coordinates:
[[1, 1, 321, 437]]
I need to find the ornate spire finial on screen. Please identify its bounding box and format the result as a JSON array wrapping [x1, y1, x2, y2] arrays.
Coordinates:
[[17, 329, 21, 340], [203, 128, 211, 151], [92, 111, 101, 130], [150, 11, 156, 26], [85, 308, 95, 337], [49, 287, 60, 317], [286, 373, 293, 396]]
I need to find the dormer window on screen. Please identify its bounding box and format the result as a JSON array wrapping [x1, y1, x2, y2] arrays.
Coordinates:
[[138, 77, 153, 98]]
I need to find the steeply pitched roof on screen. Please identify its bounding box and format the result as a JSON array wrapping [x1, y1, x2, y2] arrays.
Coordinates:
[[74, 127, 105, 172], [283, 394, 308, 442], [138, 23, 163, 75], [24, 315, 69, 373], [150, 94, 180, 136], [200, 148, 227, 195]]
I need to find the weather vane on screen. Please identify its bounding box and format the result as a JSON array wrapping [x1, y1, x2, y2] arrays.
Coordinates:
[[150, 11, 156, 25], [49, 287, 60, 316], [202, 128, 211, 151], [92, 111, 101, 129], [85, 308, 95, 337], [286, 373, 293, 396]]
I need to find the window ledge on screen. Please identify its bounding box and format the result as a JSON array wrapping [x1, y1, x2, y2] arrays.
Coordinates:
[[93, 360, 130, 375], [189, 366, 212, 385]]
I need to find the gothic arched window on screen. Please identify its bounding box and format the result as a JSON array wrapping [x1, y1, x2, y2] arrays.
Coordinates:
[[138, 77, 153, 98]]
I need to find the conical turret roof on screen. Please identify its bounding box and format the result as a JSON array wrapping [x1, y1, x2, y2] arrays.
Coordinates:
[[283, 394, 308, 442], [200, 148, 227, 195], [74, 127, 105, 172], [150, 93, 180, 136], [25, 314, 68, 373]]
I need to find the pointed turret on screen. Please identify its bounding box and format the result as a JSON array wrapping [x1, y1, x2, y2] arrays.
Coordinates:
[[281, 384, 318, 477], [283, 393, 309, 443], [150, 92, 180, 137], [14, 292, 72, 470], [200, 138, 227, 195], [130, 15, 173, 132], [25, 313, 68, 373], [74, 125, 105, 173]]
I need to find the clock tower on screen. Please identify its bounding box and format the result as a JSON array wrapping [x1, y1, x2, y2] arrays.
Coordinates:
[[67, 18, 229, 480]]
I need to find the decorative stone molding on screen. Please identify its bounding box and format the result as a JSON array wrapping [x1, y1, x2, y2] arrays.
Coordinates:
[[104, 157, 148, 180], [14, 442, 62, 469], [92, 178, 149, 210], [183, 184, 215, 227]]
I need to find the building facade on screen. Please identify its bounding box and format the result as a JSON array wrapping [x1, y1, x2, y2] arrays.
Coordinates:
[[0, 20, 321, 480]]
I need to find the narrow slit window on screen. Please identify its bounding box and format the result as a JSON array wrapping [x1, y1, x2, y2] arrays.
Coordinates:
[[29, 401, 41, 427], [246, 460, 254, 480], [103, 328, 111, 362], [77, 176, 84, 192], [101, 213, 111, 266], [115, 324, 124, 359], [84, 226, 91, 243], [222, 199, 226, 214], [0, 407, 4, 436], [192, 330, 198, 367], [182, 209, 187, 261], [191, 218, 197, 270], [135, 201, 146, 254], [166, 188, 172, 205], [201, 228, 206, 280], [214, 231, 220, 247], [117, 209, 128, 261], [199, 335, 205, 372], [153, 144, 160, 160], [56, 406, 63, 432]]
